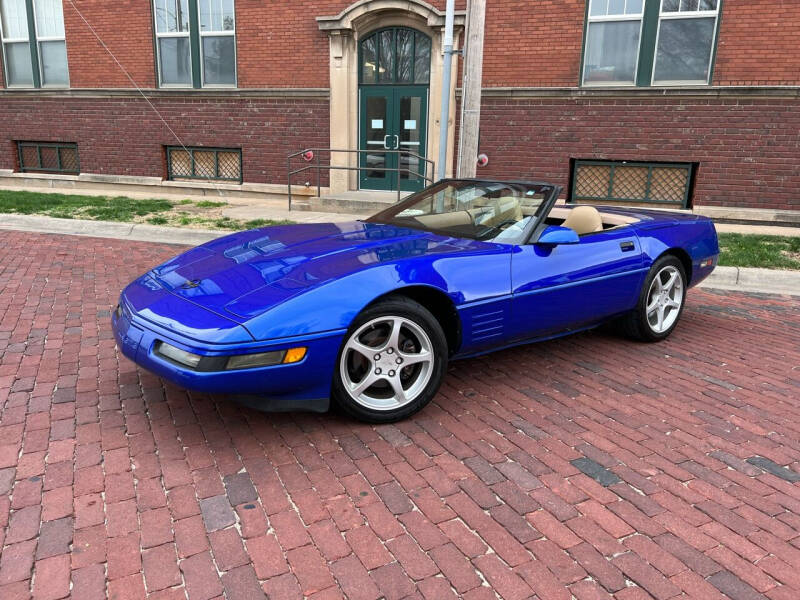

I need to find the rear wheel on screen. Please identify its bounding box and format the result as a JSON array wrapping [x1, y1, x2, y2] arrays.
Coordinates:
[[332, 297, 447, 423], [621, 255, 687, 342]]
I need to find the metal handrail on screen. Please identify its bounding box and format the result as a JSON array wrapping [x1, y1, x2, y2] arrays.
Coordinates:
[[287, 148, 435, 210]]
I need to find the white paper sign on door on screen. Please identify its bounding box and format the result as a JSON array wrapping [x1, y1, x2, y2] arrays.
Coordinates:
[[371, 119, 383, 129], [404, 120, 417, 130]]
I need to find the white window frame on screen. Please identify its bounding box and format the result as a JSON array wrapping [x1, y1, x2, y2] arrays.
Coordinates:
[[581, 0, 645, 87], [32, 0, 68, 88], [0, 15, 31, 88], [153, 0, 192, 88], [198, 1, 236, 89], [0, 0, 68, 88], [152, 0, 237, 89], [651, 0, 721, 86]]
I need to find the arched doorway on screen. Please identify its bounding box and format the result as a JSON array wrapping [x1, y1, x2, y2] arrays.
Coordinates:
[[359, 27, 431, 192]]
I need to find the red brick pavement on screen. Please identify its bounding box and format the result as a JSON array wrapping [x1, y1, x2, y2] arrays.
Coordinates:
[[1, 230, 799, 600]]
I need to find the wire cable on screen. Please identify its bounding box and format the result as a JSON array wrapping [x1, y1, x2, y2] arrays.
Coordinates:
[[66, 0, 226, 195]]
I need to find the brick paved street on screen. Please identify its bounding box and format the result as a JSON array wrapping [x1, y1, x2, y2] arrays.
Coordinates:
[[1, 230, 799, 600]]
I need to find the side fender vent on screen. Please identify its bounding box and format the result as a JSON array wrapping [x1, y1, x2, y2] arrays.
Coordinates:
[[470, 309, 505, 342]]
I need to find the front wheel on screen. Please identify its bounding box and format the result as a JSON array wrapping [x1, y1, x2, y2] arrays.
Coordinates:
[[621, 255, 687, 342], [332, 297, 448, 423]]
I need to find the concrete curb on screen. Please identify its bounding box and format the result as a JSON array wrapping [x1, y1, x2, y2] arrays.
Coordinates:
[[0, 213, 225, 245], [2, 213, 799, 296], [699, 265, 800, 296]]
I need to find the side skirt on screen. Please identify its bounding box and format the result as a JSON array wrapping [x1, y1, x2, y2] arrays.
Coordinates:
[[451, 318, 621, 361]]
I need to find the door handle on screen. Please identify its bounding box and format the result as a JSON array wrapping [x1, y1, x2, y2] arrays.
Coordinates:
[[393, 135, 399, 150], [620, 241, 635, 252], [383, 135, 390, 149]]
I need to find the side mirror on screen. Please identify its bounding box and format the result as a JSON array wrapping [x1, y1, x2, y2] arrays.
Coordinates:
[[536, 225, 579, 245]]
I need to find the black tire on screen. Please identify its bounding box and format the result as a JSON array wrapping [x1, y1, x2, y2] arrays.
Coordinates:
[[620, 254, 687, 342], [332, 297, 448, 423]]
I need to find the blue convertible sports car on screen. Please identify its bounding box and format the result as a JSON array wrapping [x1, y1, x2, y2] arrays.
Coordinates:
[[113, 179, 719, 422]]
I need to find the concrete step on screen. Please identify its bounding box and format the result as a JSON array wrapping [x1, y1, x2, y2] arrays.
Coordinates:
[[305, 190, 410, 214]]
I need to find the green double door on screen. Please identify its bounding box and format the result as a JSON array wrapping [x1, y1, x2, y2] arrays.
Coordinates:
[[360, 86, 428, 192]]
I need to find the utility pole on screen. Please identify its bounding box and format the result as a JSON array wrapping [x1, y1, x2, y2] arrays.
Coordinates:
[[436, 0, 455, 181], [457, 0, 486, 178]]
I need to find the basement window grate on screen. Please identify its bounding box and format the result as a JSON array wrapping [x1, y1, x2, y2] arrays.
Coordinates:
[[18, 142, 79, 174], [570, 160, 694, 208], [166, 147, 242, 183]]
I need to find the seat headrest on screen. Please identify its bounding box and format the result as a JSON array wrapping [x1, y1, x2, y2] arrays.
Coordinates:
[[561, 205, 603, 235]]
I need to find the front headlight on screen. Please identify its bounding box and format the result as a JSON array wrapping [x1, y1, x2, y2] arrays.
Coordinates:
[[226, 347, 307, 370], [155, 341, 202, 368], [154, 341, 308, 371]]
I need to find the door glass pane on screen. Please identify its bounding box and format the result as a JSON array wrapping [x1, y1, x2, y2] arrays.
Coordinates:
[[413, 34, 430, 84], [155, 0, 189, 33], [396, 28, 413, 83], [0, 0, 28, 39], [377, 29, 393, 83], [653, 17, 715, 82], [583, 20, 640, 84], [159, 36, 192, 85], [364, 96, 387, 180], [398, 96, 422, 182], [662, 0, 679, 10], [199, 0, 235, 31], [361, 35, 377, 83], [4, 41, 33, 85], [39, 39, 68, 85], [202, 36, 235, 85], [34, 0, 64, 37]]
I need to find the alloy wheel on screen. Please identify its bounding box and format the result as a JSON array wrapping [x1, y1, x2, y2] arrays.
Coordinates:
[[340, 316, 434, 411], [646, 265, 684, 334]]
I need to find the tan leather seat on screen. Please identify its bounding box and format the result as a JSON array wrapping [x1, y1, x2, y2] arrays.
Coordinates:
[[561, 205, 603, 235], [414, 211, 472, 229]]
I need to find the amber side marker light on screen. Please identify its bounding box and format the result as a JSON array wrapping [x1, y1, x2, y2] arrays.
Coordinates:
[[283, 347, 307, 364]]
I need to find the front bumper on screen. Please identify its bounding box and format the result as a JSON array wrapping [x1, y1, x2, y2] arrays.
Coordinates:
[[112, 305, 345, 409]]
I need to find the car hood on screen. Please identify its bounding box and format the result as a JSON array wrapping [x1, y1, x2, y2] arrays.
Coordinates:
[[148, 221, 493, 323]]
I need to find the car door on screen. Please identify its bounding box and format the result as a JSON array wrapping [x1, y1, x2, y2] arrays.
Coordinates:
[[510, 226, 647, 341]]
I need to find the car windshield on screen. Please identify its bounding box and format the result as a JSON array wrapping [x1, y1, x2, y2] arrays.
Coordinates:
[[367, 180, 553, 243]]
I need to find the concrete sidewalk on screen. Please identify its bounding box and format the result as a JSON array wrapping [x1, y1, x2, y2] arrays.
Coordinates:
[[698, 266, 800, 296], [0, 211, 359, 246], [2, 212, 799, 296]]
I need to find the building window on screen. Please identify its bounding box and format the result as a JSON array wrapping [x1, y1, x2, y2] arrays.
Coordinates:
[[581, 0, 721, 87], [153, 0, 236, 88], [583, 0, 644, 85], [359, 27, 432, 85], [0, 0, 69, 87], [18, 141, 79, 174], [570, 160, 694, 208], [167, 147, 242, 182]]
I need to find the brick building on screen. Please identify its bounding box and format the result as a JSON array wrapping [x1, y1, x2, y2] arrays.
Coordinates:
[[0, 0, 798, 216]]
